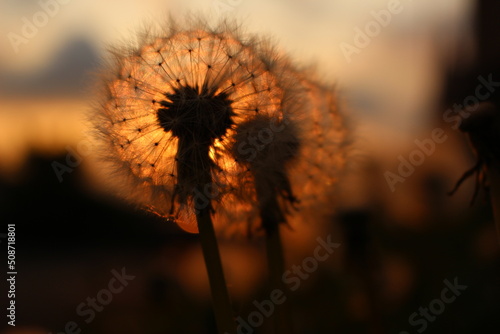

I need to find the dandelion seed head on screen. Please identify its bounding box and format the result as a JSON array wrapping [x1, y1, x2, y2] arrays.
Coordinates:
[[232, 114, 300, 212], [92, 19, 349, 236]]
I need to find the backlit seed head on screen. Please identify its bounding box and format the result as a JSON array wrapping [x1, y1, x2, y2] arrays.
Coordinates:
[[91, 19, 348, 236]]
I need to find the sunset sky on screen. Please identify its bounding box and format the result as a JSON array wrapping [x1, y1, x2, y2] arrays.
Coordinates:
[[0, 0, 476, 203]]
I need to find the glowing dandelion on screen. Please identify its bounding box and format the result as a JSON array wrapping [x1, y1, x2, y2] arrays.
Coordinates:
[[92, 18, 348, 333], [94, 23, 294, 225]]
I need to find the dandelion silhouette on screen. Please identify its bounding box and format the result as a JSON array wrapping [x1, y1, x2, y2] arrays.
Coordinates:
[[230, 77, 347, 333], [449, 102, 500, 241], [449, 103, 500, 202], [92, 19, 348, 333], [232, 114, 299, 332], [94, 24, 294, 227]]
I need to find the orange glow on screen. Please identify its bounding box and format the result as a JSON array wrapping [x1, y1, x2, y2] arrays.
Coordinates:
[[176, 221, 199, 234], [89, 23, 348, 238], [0, 98, 88, 176], [175, 210, 199, 234]]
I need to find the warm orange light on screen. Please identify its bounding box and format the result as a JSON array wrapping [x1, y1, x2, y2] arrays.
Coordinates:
[[91, 23, 347, 237]]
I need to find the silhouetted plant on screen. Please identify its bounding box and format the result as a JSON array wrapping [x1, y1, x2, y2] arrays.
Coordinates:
[[451, 102, 500, 241], [91, 18, 348, 334]]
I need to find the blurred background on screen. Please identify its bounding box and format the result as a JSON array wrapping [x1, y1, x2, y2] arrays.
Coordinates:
[[1, 0, 499, 333]]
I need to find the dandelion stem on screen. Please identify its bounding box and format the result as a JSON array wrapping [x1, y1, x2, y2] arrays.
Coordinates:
[[263, 219, 291, 333], [184, 140, 236, 334], [235, 115, 299, 334], [488, 163, 500, 244], [257, 186, 293, 334], [196, 206, 236, 334]]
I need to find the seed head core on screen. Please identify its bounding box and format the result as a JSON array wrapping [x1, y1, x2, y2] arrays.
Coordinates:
[[157, 85, 234, 145]]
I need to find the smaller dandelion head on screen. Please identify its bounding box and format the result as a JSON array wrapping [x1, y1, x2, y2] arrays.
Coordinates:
[[233, 114, 300, 171], [232, 114, 300, 227]]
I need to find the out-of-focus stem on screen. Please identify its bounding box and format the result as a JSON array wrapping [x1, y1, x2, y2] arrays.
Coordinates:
[[257, 187, 293, 334], [263, 218, 289, 333], [488, 163, 500, 243]]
